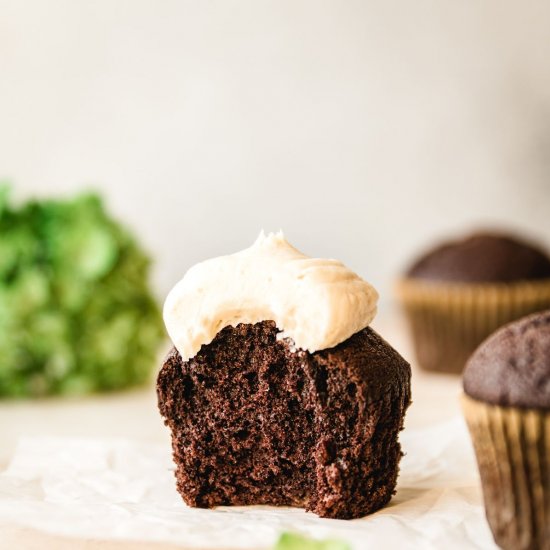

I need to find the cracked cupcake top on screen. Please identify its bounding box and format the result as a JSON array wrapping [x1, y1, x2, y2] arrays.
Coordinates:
[[463, 310, 550, 409]]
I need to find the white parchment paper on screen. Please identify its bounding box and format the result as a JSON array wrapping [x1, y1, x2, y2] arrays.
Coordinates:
[[0, 417, 497, 550]]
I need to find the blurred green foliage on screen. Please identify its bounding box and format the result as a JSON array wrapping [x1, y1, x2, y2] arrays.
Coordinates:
[[274, 533, 351, 550], [0, 187, 164, 397]]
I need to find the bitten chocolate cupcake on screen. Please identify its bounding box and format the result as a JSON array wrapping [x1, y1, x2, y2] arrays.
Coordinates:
[[396, 232, 550, 374], [462, 310, 550, 550], [158, 232, 411, 519]]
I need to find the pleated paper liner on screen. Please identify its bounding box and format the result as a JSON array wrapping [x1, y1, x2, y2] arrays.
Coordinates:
[[462, 394, 550, 550], [395, 278, 550, 374]]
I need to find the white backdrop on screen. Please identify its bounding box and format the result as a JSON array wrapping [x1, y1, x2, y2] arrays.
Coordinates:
[[2, 0, 550, 305]]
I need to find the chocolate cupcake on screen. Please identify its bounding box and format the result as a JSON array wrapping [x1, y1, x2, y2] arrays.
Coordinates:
[[158, 232, 411, 519], [462, 310, 550, 550], [396, 232, 550, 374]]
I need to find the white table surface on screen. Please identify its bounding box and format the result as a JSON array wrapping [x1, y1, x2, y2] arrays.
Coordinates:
[[0, 314, 475, 549]]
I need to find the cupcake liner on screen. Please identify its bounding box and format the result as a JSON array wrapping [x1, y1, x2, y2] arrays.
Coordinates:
[[462, 394, 550, 550], [396, 278, 550, 374]]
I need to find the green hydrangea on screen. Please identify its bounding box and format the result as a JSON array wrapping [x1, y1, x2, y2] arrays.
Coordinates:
[[0, 187, 164, 397]]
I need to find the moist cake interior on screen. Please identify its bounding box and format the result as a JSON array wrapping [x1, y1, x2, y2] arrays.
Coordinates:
[[158, 321, 411, 519]]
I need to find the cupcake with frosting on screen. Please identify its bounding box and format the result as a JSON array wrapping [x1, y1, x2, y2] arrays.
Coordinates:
[[396, 231, 550, 373], [462, 310, 550, 550], [158, 232, 411, 519]]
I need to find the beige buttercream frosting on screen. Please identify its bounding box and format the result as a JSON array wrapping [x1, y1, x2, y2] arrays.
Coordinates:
[[163, 231, 378, 361]]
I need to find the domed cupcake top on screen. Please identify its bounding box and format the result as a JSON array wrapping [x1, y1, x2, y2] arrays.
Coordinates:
[[407, 232, 550, 283], [463, 310, 550, 409], [164, 231, 378, 362]]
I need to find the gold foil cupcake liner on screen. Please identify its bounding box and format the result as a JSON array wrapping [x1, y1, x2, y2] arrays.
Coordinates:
[[462, 394, 550, 550], [396, 278, 550, 373]]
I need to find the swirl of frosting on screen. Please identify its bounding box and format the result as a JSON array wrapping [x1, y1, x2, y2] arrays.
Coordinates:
[[163, 231, 378, 361]]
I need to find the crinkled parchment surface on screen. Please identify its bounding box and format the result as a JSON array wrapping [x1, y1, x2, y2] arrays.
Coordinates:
[[0, 418, 496, 550]]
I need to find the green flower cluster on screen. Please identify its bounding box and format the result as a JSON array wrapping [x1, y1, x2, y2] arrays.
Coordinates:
[[0, 187, 164, 397]]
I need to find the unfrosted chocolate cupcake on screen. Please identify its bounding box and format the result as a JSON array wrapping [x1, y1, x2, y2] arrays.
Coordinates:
[[462, 310, 550, 550], [396, 232, 550, 374]]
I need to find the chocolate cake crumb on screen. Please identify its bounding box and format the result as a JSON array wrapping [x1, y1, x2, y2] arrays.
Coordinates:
[[157, 321, 411, 519]]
